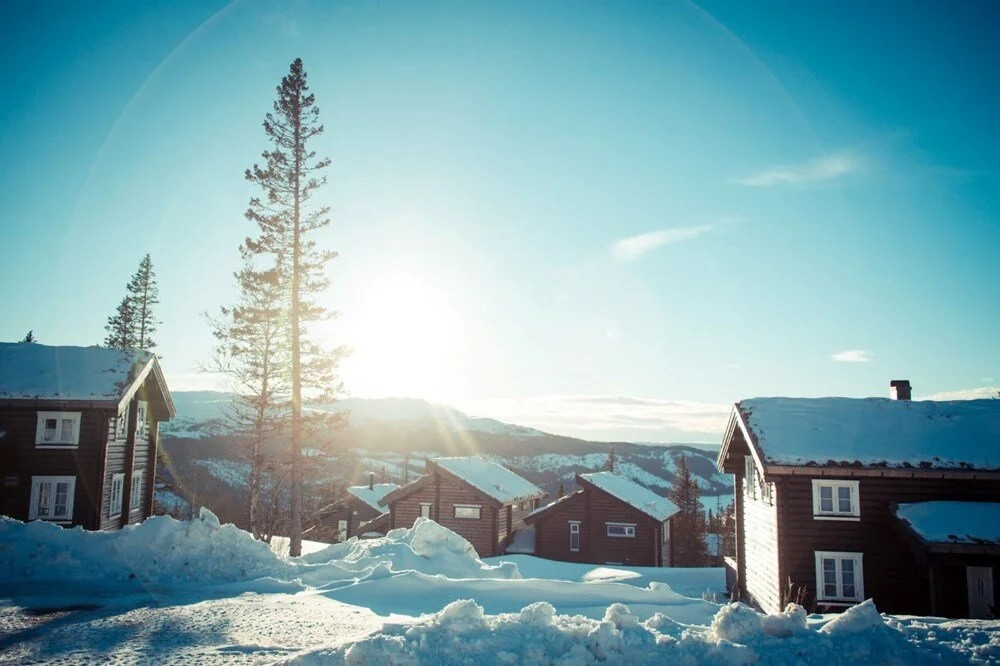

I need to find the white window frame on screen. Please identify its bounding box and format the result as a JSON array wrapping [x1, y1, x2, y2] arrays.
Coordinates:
[[130, 469, 144, 511], [29, 475, 76, 521], [419, 502, 432, 519], [116, 404, 129, 440], [569, 521, 581, 552], [337, 519, 348, 541], [606, 522, 636, 538], [811, 479, 860, 520], [35, 412, 82, 448], [814, 551, 864, 603], [744, 455, 757, 500], [453, 504, 482, 519], [136, 401, 148, 440], [110, 473, 125, 517]]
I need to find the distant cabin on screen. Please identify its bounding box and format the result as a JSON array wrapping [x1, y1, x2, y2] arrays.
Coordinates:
[[717, 382, 1000, 619], [0, 343, 175, 529], [379, 456, 546, 557], [524, 471, 679, 567], [312, 478, 399, 542]]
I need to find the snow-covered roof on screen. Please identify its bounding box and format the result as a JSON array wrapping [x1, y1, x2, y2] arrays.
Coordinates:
[[0, 343, 174, 417], [527, 489, 582, 520], [579, 471, 679, 522], [895, 501, 1000, 546], [737, 398, 1000, 470], [347, 483, 400, 512], [431, 456, 544, 504]]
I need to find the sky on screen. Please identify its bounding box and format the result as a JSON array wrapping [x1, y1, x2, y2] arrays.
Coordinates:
[[1, 0, 997, 443]]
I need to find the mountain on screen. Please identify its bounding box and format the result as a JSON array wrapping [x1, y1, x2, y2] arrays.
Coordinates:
[[156, 391, 734, 524]]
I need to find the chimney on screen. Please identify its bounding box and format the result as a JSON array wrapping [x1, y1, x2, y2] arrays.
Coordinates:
[[369, 472, 374, 491], [890, 380, 911, 401]]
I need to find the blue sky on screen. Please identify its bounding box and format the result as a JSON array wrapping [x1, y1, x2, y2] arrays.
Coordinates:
[[1, 1, 997, 442]]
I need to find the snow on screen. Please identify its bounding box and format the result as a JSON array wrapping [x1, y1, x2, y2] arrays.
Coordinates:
[[740, 397, 1000, 469], [194, 458, 251, 487], [579, 471, 679, 522], [346, 483, 400, 512], [0, 342, 152, 402], [432, 456, 544, 503], [505, 527, 536, 554], [1, 511, 997, 664], [895, 501, 1000, 545]]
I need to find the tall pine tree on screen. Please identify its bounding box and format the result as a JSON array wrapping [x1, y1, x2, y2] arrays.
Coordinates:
[[104, 254, 159, 350], [104, 296, 136, 348], [21, 330, 36, 343], [667, 455, 710, 566], [243, 58, 346, 556]]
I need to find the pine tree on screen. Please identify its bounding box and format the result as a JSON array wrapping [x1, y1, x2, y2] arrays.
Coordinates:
[[557, 483, 565, 498], [105, 296, 136, 349], [243, 58, 346, 556], [21, 330, 36, 343], [127, 254, 160, 349], [603, 448, 616, 472], [667, 455, 710, 566]]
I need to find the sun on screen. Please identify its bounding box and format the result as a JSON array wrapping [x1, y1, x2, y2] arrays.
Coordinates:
[[342, 274, 466, 400]]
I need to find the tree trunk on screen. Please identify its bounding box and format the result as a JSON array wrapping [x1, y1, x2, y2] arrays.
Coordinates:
[[288, 90, 304, 558]]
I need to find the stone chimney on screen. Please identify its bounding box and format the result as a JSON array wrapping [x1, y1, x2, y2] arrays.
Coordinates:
[[890, 380, 912, 401], [369, 472, 374, 490]]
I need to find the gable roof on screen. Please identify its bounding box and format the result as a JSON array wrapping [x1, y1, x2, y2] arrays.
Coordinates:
[[578, 471, 679, 522], [895, 501, 1000, 546], [0, 343, 175, 418], [524, 489, 584, 523], [347, 483, 400, 512], [429, 456, 545, 504], [719, 397, 1000, 473]]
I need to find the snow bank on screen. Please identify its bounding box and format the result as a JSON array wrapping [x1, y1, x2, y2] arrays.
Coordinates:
[[0, 508, 291, 589], [290, 599, 953, 665]]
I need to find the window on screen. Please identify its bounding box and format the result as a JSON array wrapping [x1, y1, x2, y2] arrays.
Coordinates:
[[110, 473, 125, 517], [569, 521, 580, 552], [35, 412, 81, 447], [815, 551, 864, 602], [130, 469, 144, 511], [606, 522, 636, 538], [811, 480, 860, 519], [453, 504, 481, 519], [744, 455, 757, 499], [419, 503, 432, 519], [29, 476, 76, 521], [116, 404, 129, 440], [337, 519, 348, 541], [136, 401, 148, 440]]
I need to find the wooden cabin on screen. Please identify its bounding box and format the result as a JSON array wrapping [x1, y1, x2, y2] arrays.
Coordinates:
[[0, 343, 175, 529], [312, 477, 398, 542], [524, 471, 679, 567], [379, 456, 546, 557], [717, 382, 1000, 618]]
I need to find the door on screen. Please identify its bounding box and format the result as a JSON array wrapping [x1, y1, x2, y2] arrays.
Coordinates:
[[967, 567, 994, 619]]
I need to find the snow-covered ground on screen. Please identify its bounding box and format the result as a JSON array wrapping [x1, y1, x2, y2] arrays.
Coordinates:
[[1, 512, 997, 664]]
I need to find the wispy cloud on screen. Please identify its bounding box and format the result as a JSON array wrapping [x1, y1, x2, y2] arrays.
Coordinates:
[[611, 225, 713, 262], [734, 152, 859, 187], [918, 386, 1000, 401], [831, 349, 873, 363]]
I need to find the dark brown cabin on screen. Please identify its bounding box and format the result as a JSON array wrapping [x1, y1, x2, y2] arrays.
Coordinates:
[[0, 343, 175, 530], [379, 456, 545, 557], [311, 477, 398, 542], [524, 471, 678, 567], [717, 383, 1000, 619]]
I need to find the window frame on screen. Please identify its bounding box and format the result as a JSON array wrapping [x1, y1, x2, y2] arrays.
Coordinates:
[[569, 520, 581, 552], [744, 455, 757, 500], [116, 404, 129, 441], [811, 479, 861, 520], [606, 522, 636, 538], [35, 411, 82, 448], [130, 469, 145, 511], [29, 475, 76, 522], [453, 504, 482, 520], [110, 473, 125, 517], [337, 519, 348, 541], [135, 400, 148, 441], [419, 502, 432, 519], [814, 551, 864, 603]]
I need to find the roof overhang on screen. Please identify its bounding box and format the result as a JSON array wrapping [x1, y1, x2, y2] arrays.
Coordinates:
[[717, 404, 769, 478], [889, 503, 1000, 561], [763, 466, 1000, 480], [523, 489, 584, 524], [119, 354, 176, 420]]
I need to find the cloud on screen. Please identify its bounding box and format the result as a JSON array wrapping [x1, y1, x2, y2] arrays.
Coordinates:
[[831, 350, 873, 363], [734, 152, 858, 187], [918, 386, 1000, 401], [611, 225, 713, 262]]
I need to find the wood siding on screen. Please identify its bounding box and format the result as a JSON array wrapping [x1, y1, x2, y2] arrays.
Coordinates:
[[317, 496, 384, 541], [741, 474, 782, 613]]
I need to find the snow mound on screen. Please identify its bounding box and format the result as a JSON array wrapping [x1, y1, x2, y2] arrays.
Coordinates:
[[289, 599, 955, 665], [0, 508, 290, 589], [298, 517, 520, 583]]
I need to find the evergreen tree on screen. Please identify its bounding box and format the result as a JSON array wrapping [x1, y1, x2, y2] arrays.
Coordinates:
[[603, 448, 616, 472], [21, 330, 36, 343], [105, 296, 136, 349], [127, 254, 160, 349], [667, 455, 710, 566], [243, 58, 346, 556], [557, 483, 565, 498]]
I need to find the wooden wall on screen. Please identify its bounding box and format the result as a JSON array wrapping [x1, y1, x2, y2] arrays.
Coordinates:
[[741, 476, 782, 613]]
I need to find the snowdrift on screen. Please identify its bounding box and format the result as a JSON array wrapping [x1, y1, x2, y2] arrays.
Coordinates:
[[289, 599, 964, 666]]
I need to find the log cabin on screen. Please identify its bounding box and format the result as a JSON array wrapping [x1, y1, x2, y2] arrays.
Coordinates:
[[717, 381, 1000, 618], [312, 476, 398, 542], [523, 471, 679, 567], [379, 456, 546, 557], [0, 343, 175, 529]]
